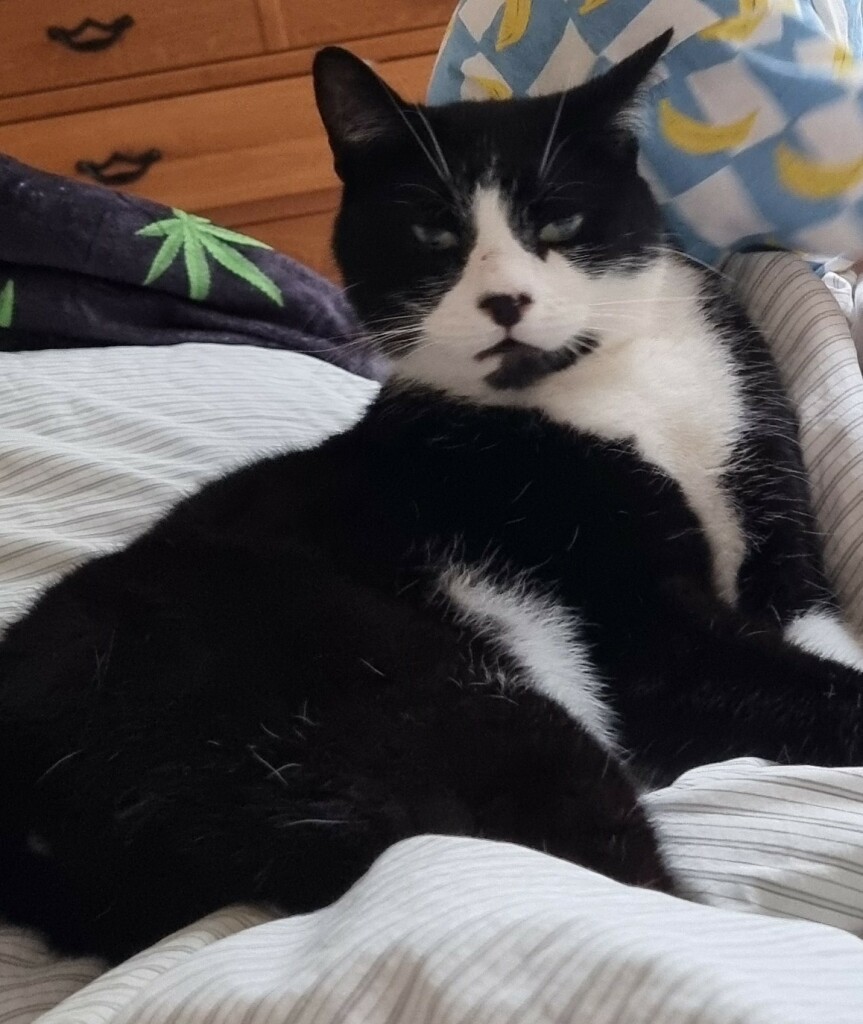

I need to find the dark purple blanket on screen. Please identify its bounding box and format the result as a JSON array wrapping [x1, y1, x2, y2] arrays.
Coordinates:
[[0, 156, 379, 379]]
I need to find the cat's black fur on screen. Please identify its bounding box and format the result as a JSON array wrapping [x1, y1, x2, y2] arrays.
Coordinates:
[[2, 35, 862, 963]]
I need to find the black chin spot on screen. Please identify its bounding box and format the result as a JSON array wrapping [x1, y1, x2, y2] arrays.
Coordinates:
[[485, 333, 601, 391], [486, 346, 577, 391]]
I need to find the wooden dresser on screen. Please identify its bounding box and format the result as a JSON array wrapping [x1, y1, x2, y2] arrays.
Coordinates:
[[0, 1, 452, 278]]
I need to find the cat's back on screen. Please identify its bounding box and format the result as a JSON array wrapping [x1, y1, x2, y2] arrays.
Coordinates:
[[0, 382, 708, 730]]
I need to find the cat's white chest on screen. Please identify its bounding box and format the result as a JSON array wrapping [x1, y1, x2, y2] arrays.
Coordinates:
[[539, 325, 747, 603]]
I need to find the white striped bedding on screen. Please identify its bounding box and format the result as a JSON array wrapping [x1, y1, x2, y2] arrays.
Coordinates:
[[4, 252, 863, 1023]]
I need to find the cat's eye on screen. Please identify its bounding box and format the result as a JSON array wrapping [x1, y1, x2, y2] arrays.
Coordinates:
[[538, 213, 585, 246], [412, 224, 459, 251]]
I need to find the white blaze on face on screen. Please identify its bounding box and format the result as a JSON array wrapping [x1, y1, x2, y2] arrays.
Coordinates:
[[459, 187, 542, 305], [401, 186, 584, 396]]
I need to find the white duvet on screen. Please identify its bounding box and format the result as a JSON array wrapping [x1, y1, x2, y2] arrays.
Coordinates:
[[4, 252, 863, 1023]]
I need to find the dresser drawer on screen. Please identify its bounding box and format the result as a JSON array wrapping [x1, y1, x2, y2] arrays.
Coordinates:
[[0, 53, 435, 218], [0, 0, 264, 99], [263, 0, 453, 50], [243, 210, 338, 280]]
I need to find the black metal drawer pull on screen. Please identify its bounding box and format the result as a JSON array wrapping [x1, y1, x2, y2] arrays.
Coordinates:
[[75, 149, 162, 186], [47, 14, 135, 52]]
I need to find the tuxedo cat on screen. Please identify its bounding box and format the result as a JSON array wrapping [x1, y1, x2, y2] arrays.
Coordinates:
[[2, 32, 863, 963]]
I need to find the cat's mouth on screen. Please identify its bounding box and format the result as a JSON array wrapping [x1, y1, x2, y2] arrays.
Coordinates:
[[474, 337, 536, 362], [474, 334, 599, 391]]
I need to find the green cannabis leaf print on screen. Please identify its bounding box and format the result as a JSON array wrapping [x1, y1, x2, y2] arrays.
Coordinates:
[[136, 210, 284, 307], [0, 280, 15, 328]]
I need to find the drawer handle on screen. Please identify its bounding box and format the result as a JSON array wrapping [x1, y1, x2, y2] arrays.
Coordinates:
[[75, 148, 162, 187], [46, 14, 135, 52]]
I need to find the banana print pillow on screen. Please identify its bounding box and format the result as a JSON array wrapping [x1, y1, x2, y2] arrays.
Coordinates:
[[428, 0, 863, 266]]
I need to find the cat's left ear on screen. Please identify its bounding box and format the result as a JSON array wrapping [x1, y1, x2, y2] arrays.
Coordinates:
[[581, 28, 673, 131], [313, 47, 410, 177]]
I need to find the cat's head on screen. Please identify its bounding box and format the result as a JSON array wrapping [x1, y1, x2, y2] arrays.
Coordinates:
[[313, 32, 673, 397]]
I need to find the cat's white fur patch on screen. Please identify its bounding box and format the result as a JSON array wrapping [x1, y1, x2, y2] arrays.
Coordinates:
[[785, 609, 863, 670], [439, 562, 618, 751], [399, 185, 747, 602]]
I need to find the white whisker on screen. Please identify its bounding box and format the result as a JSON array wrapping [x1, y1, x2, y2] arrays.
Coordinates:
[[379, 83, 453, 189], [414, 104, 453, 182], [539, 91, 567, 182]]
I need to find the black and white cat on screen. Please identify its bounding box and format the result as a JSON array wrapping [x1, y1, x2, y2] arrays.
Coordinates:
[[2, 32, 863, 963]]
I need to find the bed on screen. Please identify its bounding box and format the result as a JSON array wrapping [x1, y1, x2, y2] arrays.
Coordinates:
[[6, 0, 863, 1011], [1, 249, 863, 1023]]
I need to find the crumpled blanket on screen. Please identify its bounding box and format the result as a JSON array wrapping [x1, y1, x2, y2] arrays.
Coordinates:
[[0, 155, 377, 378]]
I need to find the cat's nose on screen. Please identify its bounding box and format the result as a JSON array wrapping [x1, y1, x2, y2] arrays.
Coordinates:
[[478, 292, 532, 329]]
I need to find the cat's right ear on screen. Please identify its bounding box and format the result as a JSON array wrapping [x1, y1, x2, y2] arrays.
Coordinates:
[[313, 48, 409, 177]]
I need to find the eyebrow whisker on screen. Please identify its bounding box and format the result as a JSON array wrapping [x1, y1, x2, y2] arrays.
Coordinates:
[[539, 90, 567, 182]]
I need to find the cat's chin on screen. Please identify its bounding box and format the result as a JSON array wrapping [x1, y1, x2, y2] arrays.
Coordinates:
[[474, 334, 601, 392], [388, 329, 602, 398], [474, 337, 538, 363]]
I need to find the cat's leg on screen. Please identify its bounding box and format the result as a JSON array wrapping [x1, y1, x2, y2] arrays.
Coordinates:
[[783, 607, 863, 670], [0, 569, 672, 961], [607, 580, 863, 783], [730, 429, 863, 668], [740, 504, 863, 668], [0, 677, 674, 962]]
